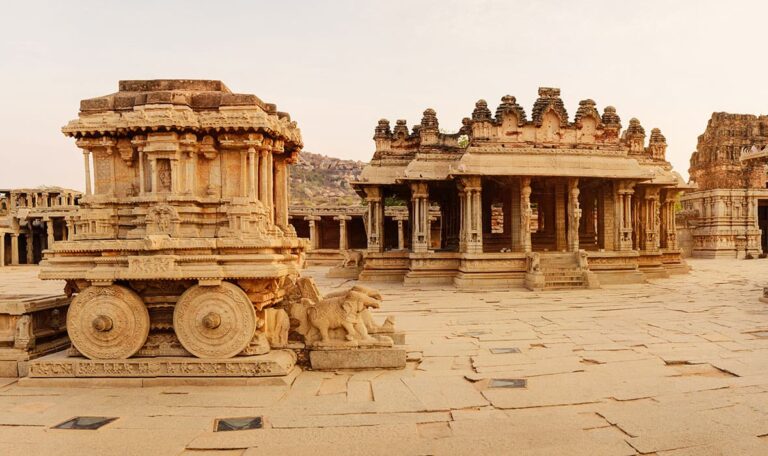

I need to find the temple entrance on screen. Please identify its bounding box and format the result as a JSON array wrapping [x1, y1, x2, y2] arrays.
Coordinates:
[[531, 180, 558, 251], [383, 185, 409, 251], [428, 181, 460, 252], [759, 200, 768, 253], [347, 216, 367, 249], [481, 178, 512, 253], [290, 218, 310, 239], [317, 217, 340, 249]]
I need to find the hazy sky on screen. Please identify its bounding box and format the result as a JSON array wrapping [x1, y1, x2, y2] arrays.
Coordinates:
[[1, 0, 766, 191]]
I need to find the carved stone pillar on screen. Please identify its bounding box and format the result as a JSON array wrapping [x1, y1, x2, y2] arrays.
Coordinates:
[[82, 150, 92, 196], [186, 151, 196, 194], [274, 157, 289, 228], [567, 178, 581, 252], [149, 158, 158, 194], [170, 158, 181, 194], [598, 183, 611, 250], [555, 182, 567, 251], [410, 182, 429, 253], [473, 186, 482, 252], [459, 177, 483, 254], [138, 148, 145, 195], [365, 187, 384, 253], [458, 188, 467, 252], [305, 215, 320, 250], [396, 218, 406, 250], [618, 183, 635, 251], [520, 178, 533, 253], [666, 197, 678, 250], [659, 193, 673, 250], [335, 215, 351, 251], [642, 188, 660, 251], [258, 150, 269, 207], [428, 213, 439, 250], [0, 232, 4, 267], [248, 148, 257, 199], [25, 232, 34, 264], [267, 152, 274, 221], [240, 150, 248, 197], [66, 217, 74, 241], [11, 233, 19, 266], [45, 218, 55, 249]]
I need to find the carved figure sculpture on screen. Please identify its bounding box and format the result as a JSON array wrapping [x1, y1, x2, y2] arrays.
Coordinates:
[[578, 250, 589, 269], [340, 249, 364, 268], [285, 277, 393, 347], [526, 252, 541, 273], [264, 308, 290, 348]]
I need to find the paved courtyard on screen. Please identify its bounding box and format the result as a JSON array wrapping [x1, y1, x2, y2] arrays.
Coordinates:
[[0, 259, 767, 455]]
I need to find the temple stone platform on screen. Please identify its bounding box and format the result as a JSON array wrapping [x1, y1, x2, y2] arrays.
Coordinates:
[[0, 268, 70, 377]]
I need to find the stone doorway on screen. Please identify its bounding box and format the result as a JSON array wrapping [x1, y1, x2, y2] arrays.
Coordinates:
[[759, 200, 768, 253]]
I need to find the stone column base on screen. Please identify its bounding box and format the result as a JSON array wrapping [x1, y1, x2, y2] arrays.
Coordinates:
[[524, 272, 546, 291], [583, 271, 600, 289]]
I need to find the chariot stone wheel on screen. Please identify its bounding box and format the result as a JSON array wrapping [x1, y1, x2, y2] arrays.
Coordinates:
[[67, 284, 150, 360], [173, 282, 256, 359]]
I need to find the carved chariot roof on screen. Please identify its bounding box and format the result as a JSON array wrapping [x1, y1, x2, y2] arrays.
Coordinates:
[[62, 80, 302, 151]]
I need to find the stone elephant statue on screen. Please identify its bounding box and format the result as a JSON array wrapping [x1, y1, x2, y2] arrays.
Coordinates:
[[285, 277, 391, 347]]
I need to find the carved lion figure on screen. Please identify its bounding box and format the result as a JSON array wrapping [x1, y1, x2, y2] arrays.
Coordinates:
[[340, 249, 364, 268]]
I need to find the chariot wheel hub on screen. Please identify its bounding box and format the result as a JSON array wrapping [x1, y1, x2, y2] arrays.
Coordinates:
[[173, 282, 256, 359], [91, 315, 114, 332], [67, 285, 150, 360]]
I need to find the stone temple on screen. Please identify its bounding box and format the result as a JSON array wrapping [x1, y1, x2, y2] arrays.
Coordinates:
[[353, 88, 689, 289], [680, 113, 768, 258]]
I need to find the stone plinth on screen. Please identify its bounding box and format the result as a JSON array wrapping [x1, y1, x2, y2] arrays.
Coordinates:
[[309, 347, 406, 370], [28, 349, 296, 378], [0, 293, 70, 377]]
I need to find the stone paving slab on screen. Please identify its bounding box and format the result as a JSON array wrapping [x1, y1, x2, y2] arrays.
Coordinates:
[[0, 260, 766, 454]]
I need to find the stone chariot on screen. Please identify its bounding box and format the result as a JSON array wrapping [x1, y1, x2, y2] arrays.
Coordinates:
[[39, 80, 305, 363]]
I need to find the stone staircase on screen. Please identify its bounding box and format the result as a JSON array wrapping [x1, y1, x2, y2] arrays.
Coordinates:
[[540, 253, 587, 290]]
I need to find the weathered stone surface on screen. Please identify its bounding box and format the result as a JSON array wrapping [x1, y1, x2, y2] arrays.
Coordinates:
[[0, 262, 767, 453], [309, 348, 406, 370]]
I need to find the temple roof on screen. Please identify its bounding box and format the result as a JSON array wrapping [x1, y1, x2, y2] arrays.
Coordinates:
[[62, 79, 302, 150], [356, 87, 686, 189]]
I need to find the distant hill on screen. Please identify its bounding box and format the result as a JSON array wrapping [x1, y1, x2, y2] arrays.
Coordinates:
[[289, 151, 366, 207]]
